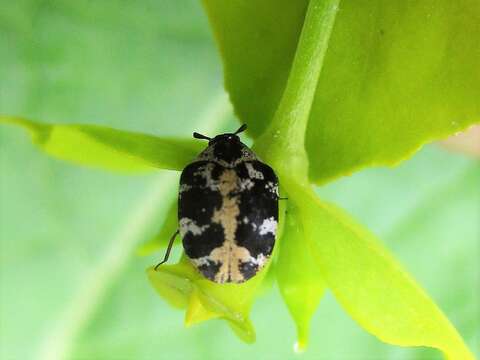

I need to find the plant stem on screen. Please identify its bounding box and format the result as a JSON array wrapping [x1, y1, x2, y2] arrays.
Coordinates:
[[254, 0, 340, 185]]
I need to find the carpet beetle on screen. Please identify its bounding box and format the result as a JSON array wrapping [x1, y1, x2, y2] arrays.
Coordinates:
[[155, 124, 279, 284]]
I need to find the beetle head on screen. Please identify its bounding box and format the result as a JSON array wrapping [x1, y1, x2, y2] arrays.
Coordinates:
[[193, 124, 247, 146]]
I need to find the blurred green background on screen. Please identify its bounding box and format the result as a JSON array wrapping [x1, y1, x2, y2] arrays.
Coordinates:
[[0, 1, 478, 359]]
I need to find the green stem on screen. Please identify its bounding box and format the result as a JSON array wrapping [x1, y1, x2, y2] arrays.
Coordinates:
[[254, 0, 340, 185]]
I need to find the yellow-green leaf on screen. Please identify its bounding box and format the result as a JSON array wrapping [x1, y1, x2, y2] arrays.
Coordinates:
[[292, 185, 474, 359], [146, 262, 197, 310], [1, 116, 203, 172], [185, 289, 220, 327], [147, 255, 272, 344], [276, 202, 325, 351]]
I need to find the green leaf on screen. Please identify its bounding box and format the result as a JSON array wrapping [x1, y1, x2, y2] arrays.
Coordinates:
[[194, 276, 259, 344], [203, 0, 480, 183], [202, 0, 308, 137], [290, 184, 475, 359], [147, 255, 272, 344], [147, 260, 198, 310], [276, 202, 325, 352], [184, 289, 220, 326], [0, 116, 203, 172]]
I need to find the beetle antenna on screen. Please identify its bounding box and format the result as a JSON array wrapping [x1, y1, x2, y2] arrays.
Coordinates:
[[234, 124, 247, 135], [193, 132, 211, 140]]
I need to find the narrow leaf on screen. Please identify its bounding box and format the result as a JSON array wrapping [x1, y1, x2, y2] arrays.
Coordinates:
[[146, 262, 197, 310], [292, 185, 474, 359], [192, 265, 269, 343], [276, 202, 326, 352], [1, 116, 203, 172], [185, 289, 220, 327], [226, 319, 256, 344]]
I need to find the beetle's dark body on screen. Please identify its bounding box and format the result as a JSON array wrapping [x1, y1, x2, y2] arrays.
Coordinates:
[[178, 130, 279, 283]]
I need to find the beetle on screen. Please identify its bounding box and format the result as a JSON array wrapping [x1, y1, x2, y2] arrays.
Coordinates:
[[155, 124, 279, 283]]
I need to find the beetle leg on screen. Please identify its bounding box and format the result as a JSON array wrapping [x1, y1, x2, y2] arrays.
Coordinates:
[[154, 229, 180, 270]]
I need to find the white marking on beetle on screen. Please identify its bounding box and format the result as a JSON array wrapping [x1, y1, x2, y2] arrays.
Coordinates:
[[265, 182, 279, 197], [179, 183, 192, 193], [249, 253, 267, 266], [239, 178, 254, 191], [190, 256, 213, 267], [272, 184, 279, 197], [259, 217, 277, 235], [265, 181, 277, 192], [179, 217, 210, 237], [194, 163, 219, 190], [196, 145, 215, 162], [237, 148, 257, 163], [245, 162, 264, 180], [192, 252, 268, 273]]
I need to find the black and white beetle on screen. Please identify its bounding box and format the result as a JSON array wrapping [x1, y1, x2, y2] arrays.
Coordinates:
[[155, 124, 279, 283]]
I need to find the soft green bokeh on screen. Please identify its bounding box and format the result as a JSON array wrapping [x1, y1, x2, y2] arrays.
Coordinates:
[[138, 199, 178, 255], [0, 1, 478, 359]]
